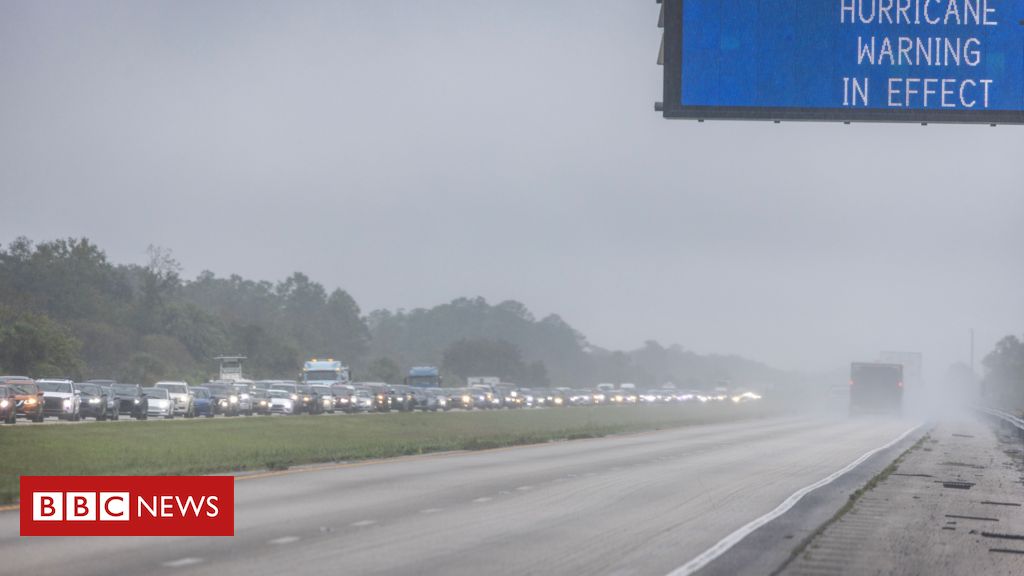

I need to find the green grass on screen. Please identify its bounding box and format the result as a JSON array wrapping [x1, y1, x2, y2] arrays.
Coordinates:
[[0, 403, 774, 504]]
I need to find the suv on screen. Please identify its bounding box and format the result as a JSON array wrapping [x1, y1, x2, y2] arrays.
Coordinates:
[[205, 381, 239, 416], [76, 382, 110, 420], [110, 383, 148, 420], [230, 382, 255, 416], [37, 379, 80, 420], [269, 382, 303, 413], [1, 377, 45, 423], [154, 381, 194, 417]]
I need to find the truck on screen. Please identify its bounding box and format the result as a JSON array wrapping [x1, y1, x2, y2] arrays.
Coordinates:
[[301, 358, 351, 386], [405, 366, 442, 389], [849, 362, 903, 415]]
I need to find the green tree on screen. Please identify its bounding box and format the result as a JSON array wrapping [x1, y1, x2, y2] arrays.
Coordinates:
[[364, 357, 401, 383], [0, 306, 84, 378]]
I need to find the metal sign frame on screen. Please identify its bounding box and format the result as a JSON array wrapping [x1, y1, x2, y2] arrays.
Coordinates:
[[659, 0, 1024, 124]]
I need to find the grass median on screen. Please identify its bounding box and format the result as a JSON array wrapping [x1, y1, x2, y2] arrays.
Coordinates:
[[0, 403, 776, 504]]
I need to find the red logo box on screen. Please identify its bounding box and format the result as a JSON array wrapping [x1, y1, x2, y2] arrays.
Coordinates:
[[20, 476, 234, 536]]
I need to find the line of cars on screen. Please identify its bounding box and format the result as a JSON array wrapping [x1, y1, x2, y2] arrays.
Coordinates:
[[0, 375, 761, 424]]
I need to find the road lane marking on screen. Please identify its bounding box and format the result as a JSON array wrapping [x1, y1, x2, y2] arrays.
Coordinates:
[[163, 558, 203, 568], [473, 497, 493, 503], [666, 424, 923, 576], [350, 520, 376, 527], [269, 536, 300, 544]]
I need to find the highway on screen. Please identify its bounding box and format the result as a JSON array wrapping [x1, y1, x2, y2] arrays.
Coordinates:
[[1, 416, 918, 576]]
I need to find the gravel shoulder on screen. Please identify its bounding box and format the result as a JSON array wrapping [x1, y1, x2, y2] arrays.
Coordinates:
[[780, 416, 1024, 576]]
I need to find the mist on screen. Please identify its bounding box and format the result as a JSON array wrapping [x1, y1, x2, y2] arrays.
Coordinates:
[[2, 0, 1022, 382]]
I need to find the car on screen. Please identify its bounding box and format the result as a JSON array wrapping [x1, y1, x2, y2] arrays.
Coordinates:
[[423, 388, 450, 411], [331, 384, 356, 412], [349, 388, 375, 412], [311, 385, 336, 414], [267, 389, 296, 415], [269, 382, 302, 413], [0, 384, 18, 424], [143, 387, 174, 418], [110, 383, 148, 420], [389, 385, 416, 412], [296, 385, 322, 415], [204, 381, 239, 416], [189, 387, 216, 417], [1, 376, 45, 423], [76, 382, 110, 420], [36, 379, 81, 420], [361, 383, 393, 412], [154, 381, 195, 417], [251, 388, 272, 415], [230, 382, 256, 416], [100, 385, 121, 420]]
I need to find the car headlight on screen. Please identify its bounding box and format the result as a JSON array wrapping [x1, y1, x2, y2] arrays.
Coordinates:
[[290, 394, 298, 401], [63, 399, 71, 408], [219, 399, 228, 406], [303, 396, 311, 402], [241, 394, 250, 400], [26, 397, 38, 405], [0, 399, 8, 408], [229, 395, 239, 404], [134, 398, 141, 404], [89, 398, 100, 404], [339, 398, 349, 403], [554, 397, 564, 405]]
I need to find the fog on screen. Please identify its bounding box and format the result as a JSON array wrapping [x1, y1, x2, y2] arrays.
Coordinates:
[[1, 0, 1022, 382]]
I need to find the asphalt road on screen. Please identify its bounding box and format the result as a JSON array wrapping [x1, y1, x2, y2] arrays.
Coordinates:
[[1, 415, 916, 576]]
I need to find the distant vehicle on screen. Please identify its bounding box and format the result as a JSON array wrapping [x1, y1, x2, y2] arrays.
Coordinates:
[[269, 382, 301, 412], [251, 388, 272, 415], [154, 381, 194, 417], [359, 382, 393, 412], [143, 388, 173, 419], [100, 385, 121, 420], [469, 385, 500, 409], [110, 383, 148, 420], [296, 384, 321, 414], [1, 376, 44, 423], [76, 382, 109, 421], [231, 381, 256, 415], [190, 387, 216, 417], [467, 376, 500, 389], [331, 384, 356, 412], [389, 385, 417, 411], [37, 379, 80, 420], [495, 385, 523, 408], [302, 358, 351, 386], [850, 362, 904, 415], [405, 366, 442, 389], [349, 388, 375, 412], [569, 390, 594, 406], [0, 384, 17, 424], [311, 385, 336, 414], [423, 388, 450, 411], [205, 381, 239, 416], [596, 383, 616, 393], [267, 389, 296, 415]]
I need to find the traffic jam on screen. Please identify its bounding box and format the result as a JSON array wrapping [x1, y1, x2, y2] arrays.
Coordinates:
[[0, 358, 762, 424]]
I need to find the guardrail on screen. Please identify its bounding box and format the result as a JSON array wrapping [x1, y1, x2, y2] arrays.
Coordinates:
[[976, 406, 1024, 441]]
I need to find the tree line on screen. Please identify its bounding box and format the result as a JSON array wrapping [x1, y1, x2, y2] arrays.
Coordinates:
[[0, 237, 802, 390]]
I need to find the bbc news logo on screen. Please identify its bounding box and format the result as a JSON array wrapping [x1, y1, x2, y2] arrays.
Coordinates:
[[20, 476, 233, 536]]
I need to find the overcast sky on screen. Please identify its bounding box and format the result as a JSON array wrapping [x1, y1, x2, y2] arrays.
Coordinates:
[[2, 1, 1021, 379]]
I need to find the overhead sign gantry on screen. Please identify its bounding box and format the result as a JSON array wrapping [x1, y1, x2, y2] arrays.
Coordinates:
[[657, 0, 1024, 124]]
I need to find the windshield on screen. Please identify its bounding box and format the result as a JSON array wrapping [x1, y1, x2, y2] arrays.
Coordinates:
[[143, 389, 167, 399], [37, 381, 73, 393], [268, 390, 290, 399], [157, 384, 187, 394], [192, 388, 210, 399], [112, 384, 139, 394], [8, 382, 39, 395], [304, 370, 339, 381]]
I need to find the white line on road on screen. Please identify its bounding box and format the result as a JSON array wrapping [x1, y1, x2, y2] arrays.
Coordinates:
[[666, 424, 922, 576], [268, 536, 300, 545], [350, 520, 376, 527], [163, 558, 203, 568]]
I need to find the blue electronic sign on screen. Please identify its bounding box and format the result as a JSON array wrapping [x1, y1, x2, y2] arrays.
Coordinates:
[[659, 0, 1024, 123]]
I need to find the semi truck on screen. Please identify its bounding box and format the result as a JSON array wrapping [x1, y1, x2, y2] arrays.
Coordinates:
[[301, 358, 351, 386], [405, 366, 442, 388], [849, 362, 903, 415]]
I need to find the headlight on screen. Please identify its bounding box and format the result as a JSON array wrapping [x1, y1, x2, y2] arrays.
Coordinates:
[[27, 397, 38, 405], [219, 399, 228, 406], [229, 395, 239, 404], [339, 398, 349, 403], [134, 398, 141, 404], [303, 396, 311, 402], [63, 399, 71, 408], [461, 395, 471, 403], [241, 394, 250, 400], [0, 399, 8, 408], [89, 398, 100, 404], [554, 397, 564, 405], [290, 394, 298, 401]]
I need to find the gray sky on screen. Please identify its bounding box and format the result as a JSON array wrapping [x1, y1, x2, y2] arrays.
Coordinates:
[[2, 1, 1022, 380]]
